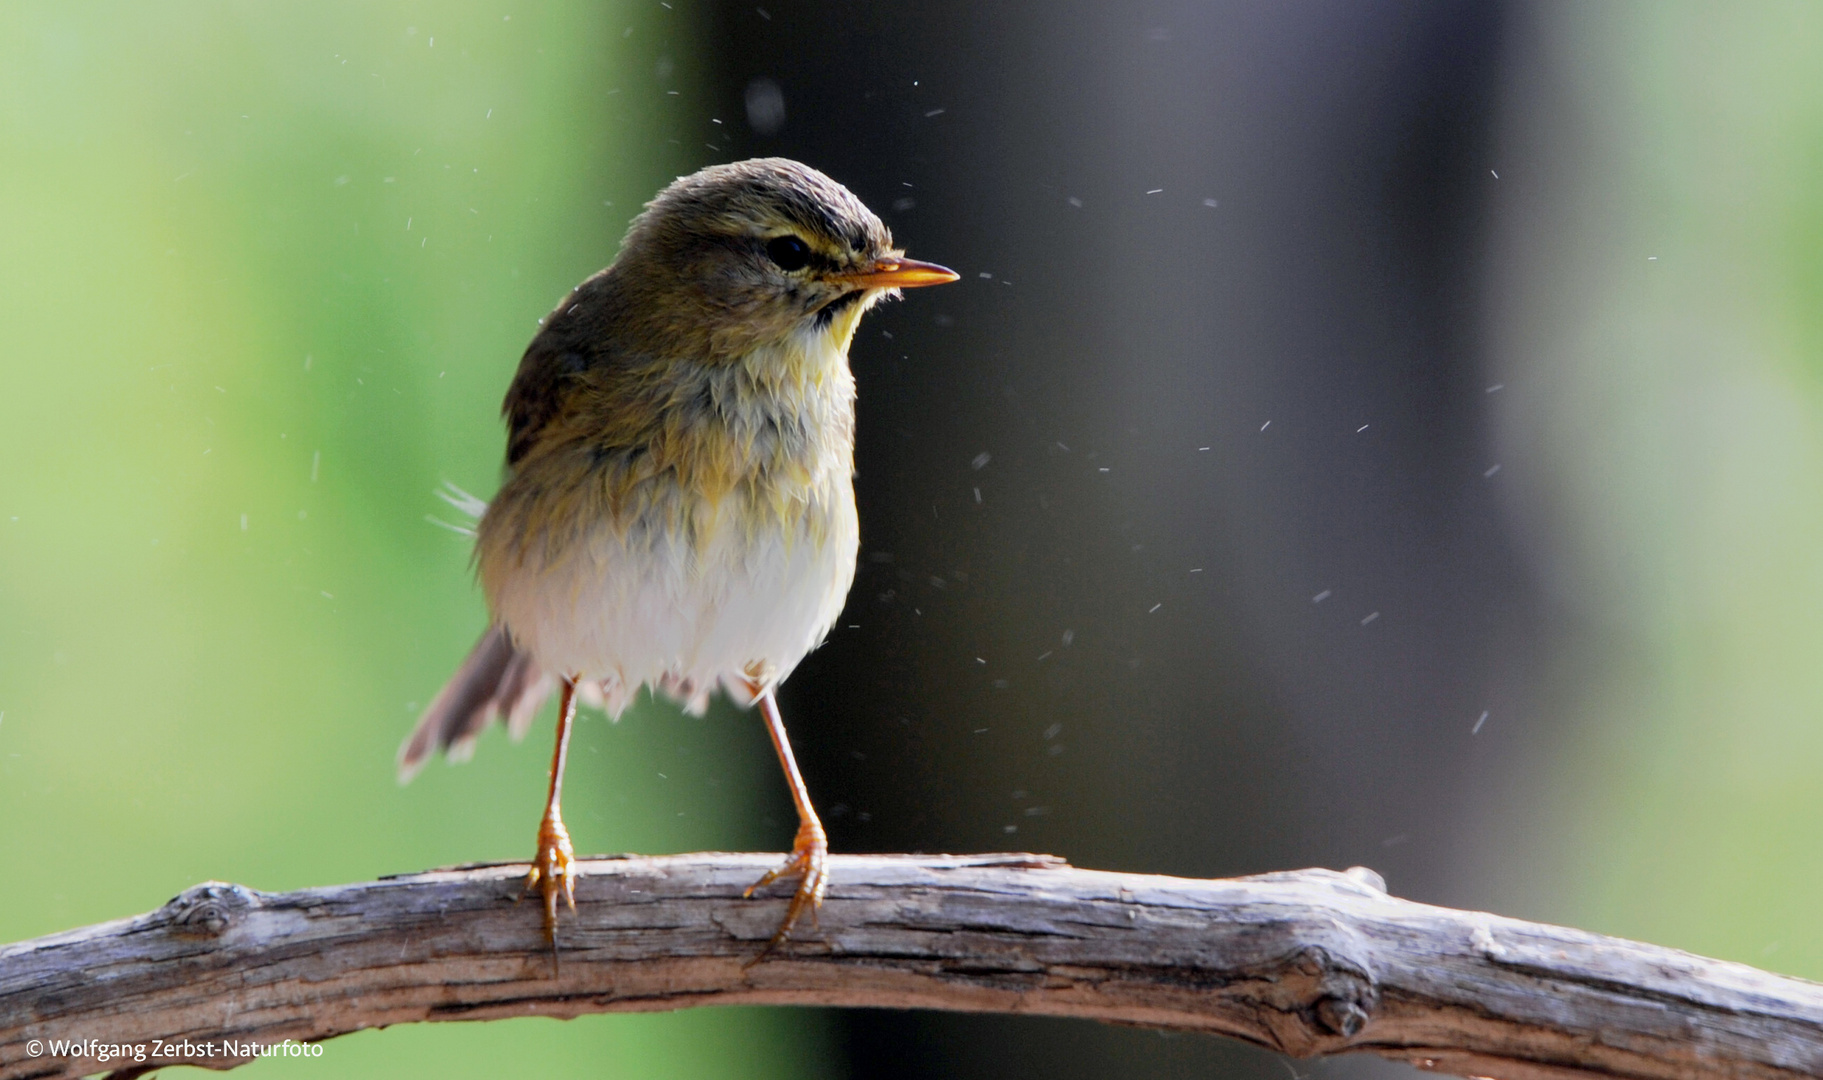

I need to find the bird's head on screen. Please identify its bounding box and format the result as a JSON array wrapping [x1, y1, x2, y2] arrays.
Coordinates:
[[610, 158, 956, 361]]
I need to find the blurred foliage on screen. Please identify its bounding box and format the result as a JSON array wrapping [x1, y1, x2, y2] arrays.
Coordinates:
[[0, 2, 831, 1075], [1487, 2, 1823, 976]]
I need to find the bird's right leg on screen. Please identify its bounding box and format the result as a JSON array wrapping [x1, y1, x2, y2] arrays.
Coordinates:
[[742, 683, 830, 950], [525, 675, 579, 943]]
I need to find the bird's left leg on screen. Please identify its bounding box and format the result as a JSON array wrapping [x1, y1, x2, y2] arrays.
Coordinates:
[[525, 674, 579, 943], [743, 682, 829, 948]]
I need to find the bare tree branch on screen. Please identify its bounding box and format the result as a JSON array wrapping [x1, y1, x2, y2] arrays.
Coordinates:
[[2, 853, 1820, 1080]]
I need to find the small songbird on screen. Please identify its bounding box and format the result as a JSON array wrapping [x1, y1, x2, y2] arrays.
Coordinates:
[[398, 158, 957, 949]]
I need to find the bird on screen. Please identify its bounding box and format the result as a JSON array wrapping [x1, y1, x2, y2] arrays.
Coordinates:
[[397, 158, 957, 951]]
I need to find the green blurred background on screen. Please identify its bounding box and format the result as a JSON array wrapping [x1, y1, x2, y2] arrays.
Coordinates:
[[1472, 0, 1823, 972], [0, 2, 832, 1077], [3, 2, 1823, 1078]]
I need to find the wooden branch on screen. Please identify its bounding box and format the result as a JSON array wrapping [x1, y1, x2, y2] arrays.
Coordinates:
[[3, 854, 1820, 1080]]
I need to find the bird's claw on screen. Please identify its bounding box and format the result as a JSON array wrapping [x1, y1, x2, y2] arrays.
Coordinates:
[[745, 821, 829, 955], [525, 811, 577, 943]]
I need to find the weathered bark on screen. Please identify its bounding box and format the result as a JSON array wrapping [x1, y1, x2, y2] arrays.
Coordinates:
[[2, 853, 1819, 1080]]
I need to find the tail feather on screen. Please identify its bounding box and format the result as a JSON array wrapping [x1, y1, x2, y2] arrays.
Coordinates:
[[497, 648, 553, 743], [398, 625, 554, 782]]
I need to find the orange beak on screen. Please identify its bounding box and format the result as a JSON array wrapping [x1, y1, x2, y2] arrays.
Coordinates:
[[838, 255, 960, 289]]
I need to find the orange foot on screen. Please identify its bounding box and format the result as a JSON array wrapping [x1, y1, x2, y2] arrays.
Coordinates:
[[745, 820, 829, 952], [524, 811, 577, 943]]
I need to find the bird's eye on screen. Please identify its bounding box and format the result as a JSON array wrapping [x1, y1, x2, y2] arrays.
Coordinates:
[[765, 235, 811, 271]]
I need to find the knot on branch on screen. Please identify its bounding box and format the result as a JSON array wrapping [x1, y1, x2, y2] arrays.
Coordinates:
[[1315, 991, 1370, 1037], [159, 882, 258, 937], [1240, 936, 1379, 1056], [1296, 941, 1378, 1039]]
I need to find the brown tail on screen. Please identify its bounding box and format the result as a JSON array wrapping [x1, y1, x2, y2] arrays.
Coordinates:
[[398, 625, 553, 783]]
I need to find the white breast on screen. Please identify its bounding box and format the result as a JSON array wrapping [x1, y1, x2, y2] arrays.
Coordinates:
[[481, 328, 861, 716], [486, 480, 857, 715]]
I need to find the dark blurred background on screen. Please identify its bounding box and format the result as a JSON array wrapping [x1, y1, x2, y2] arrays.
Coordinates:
[[5, 2, 1822, 1078], [710, 3, 1523, 1076]]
